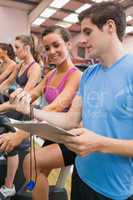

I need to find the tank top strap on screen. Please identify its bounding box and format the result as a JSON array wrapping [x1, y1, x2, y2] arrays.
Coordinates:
[[59, 67, 77, 86], [46, 69, 56, 85], [25, 60, 36, 73], [16, 61, 36, 87]]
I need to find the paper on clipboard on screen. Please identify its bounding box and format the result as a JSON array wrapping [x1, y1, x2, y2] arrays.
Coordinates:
[[7, 119, 75, 143]]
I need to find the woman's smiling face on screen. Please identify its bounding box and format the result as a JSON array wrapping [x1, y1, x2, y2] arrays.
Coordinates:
[[43, 32, 70, 66]]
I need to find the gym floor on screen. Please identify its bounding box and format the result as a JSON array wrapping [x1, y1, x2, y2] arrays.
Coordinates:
[[48, 169, 72, 200]]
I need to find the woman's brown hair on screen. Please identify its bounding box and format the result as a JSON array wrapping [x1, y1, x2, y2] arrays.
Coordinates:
[[0, 43, 16, 61], [15, 34, 40, 62]]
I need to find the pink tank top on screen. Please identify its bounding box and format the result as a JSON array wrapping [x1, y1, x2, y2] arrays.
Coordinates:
[[44, 67, 77, 106]]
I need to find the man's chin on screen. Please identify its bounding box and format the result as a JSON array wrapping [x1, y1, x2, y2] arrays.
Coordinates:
[[87, 53, 94, 59], [87, 52, 98, 60]]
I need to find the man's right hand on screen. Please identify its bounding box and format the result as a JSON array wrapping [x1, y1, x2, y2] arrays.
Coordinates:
[[9, 88, 32, 115]]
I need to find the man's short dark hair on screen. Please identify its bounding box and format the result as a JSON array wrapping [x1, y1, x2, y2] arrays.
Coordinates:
[[78, 1, 126, 41]]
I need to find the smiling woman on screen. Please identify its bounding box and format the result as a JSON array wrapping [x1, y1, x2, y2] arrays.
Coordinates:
[[42, 25, 71, 66], [2, 25, 81, 200], [23, 25, 82, 111]]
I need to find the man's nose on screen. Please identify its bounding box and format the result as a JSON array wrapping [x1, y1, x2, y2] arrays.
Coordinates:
[[79, 35, 88, 47]]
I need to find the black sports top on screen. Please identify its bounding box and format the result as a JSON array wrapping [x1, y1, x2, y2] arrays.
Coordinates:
[[16, 61, 35, 87]]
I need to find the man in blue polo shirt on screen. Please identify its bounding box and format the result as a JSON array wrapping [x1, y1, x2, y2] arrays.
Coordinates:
[[0, 1, 133, 200]]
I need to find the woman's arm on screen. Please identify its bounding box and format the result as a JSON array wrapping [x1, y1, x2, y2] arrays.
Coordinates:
[[29, 69, 54, 102], [0, 64, 18, 92], [0, 63, 17, 85], [9, 70, 52, 104], [0, 68, 11, 83], [30, 78, 46, 102], [43, 70, 81, 112], [0, 75, 43, 113], [0, 101, 16, 112], [23, 63, 41, 92]]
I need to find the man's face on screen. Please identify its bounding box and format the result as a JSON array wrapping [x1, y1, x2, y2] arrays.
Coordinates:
[[80, 18, 110, 59]]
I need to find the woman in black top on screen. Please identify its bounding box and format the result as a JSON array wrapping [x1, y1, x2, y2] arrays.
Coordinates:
[[0, 36, 41, 199], [15, 34, 41, 91], [0, 35, 41, 112]]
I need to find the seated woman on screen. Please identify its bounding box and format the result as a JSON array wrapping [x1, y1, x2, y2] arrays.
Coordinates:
[[0, 34, 41, 113], [0, 43, 18, 97], [15, 34, 41, 91], [0, 43, 18, 199], [0, 26, 81, 200], [0, 36, 41, 199]]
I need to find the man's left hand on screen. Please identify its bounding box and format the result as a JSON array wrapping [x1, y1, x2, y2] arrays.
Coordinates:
[[64, 128, 105, 156]]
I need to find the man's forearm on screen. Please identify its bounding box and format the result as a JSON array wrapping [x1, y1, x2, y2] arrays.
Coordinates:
[[33, 108, 78, 130], [101, 137, 133, 157]]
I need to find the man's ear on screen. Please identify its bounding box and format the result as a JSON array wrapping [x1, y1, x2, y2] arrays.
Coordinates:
[[103, 19, 116, 34]]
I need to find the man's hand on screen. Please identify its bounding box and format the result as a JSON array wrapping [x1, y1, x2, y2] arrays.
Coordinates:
[[64, 128, 106, 156], [0, 131, 29, 152], [9, 88, 32, 115]]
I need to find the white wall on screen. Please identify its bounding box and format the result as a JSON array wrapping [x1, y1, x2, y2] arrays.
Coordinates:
[[0, 6, 30, 43]]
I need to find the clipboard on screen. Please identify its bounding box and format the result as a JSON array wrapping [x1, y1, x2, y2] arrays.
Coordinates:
[[7, 119, 75, 143]]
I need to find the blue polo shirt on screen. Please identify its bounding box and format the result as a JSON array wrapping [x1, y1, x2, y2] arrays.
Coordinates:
[[76, 54, 133, 200]]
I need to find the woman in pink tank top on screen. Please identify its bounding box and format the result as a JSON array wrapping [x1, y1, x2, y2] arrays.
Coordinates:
[[44, 67, 77, 108], [22, 26, 82, 200], [1, 26, 81, 200], [27, 26, 81, 113]]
